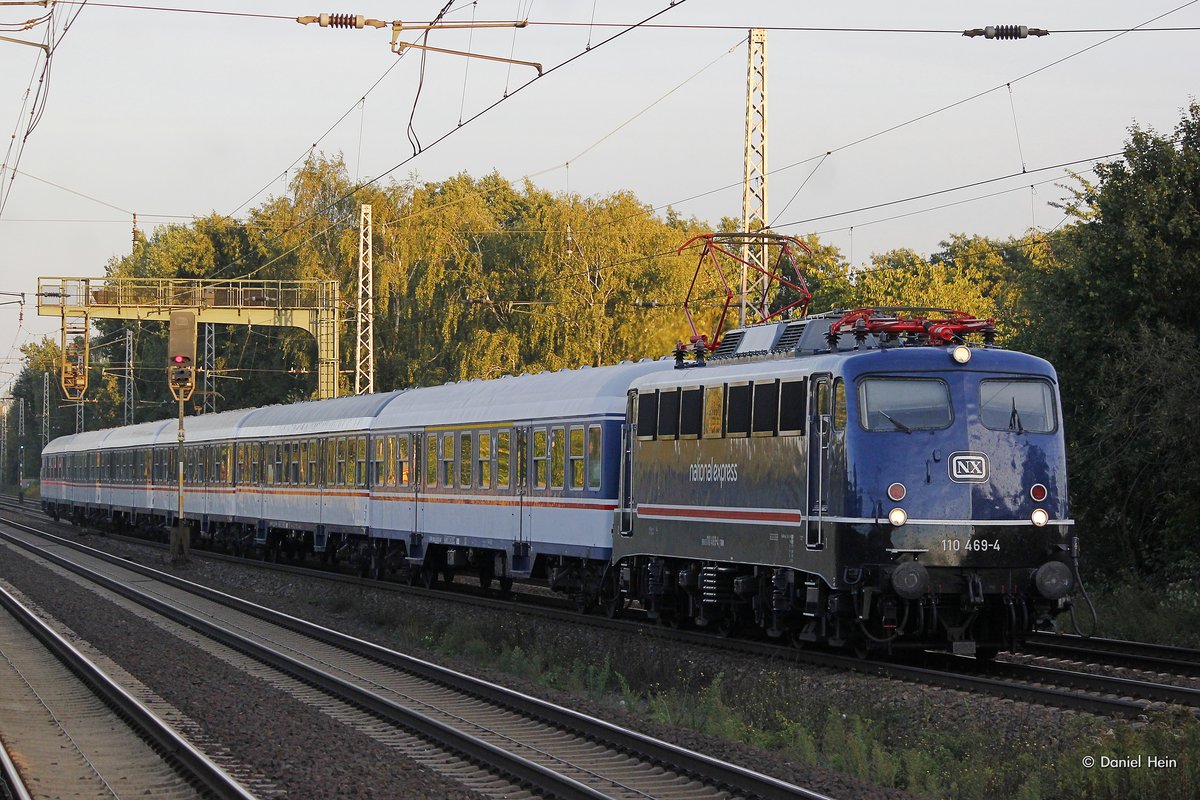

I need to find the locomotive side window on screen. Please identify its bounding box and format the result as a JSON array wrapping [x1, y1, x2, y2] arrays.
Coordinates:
[[680, 388, 702, 438], [752, 380, 780, 436], [859, 378, 952, 431], [726, 383, 752, 436], [569, 427, 585, 490], [636, 391, 658, 440], [658, 389, 681, 438], [980, 379, 1057, 433], [533, 429, 548, 489], [551, 427, 565, 489], [587, 425, 602, 490], [703, 386, 724, 438], [833, 380, 847, 430], [779, 379, 806, 435]]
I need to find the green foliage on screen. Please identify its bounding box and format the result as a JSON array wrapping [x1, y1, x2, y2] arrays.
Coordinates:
[[1010, 102, 1200, 578]]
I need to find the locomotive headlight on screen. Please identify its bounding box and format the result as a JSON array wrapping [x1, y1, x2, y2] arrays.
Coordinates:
[[1030, 508, 1049, 527], [888, 507, 908, 527], [951, 345, 972, 364]]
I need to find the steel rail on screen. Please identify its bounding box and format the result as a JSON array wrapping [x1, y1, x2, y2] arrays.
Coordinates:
[[1, 505, 1176, 721], [1024, 631, 1200, 676], [0, 521, 831, 800], [0, 584, 256, 800]]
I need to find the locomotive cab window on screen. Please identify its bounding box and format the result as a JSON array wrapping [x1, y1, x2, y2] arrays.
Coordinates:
[[859, 378, 952, 431], [980, 379, 1057, 433]]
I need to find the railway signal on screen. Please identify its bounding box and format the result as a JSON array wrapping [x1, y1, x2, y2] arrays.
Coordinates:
[[167, 310, 197, 402]]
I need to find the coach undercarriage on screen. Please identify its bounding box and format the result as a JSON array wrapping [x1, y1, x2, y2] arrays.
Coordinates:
[[575, 555, 1062, 657]]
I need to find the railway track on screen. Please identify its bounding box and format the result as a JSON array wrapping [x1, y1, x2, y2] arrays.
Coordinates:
[[0, 516, 830, 800], [0, 580, 253, 800], [6, 498, 1198, 722], [1023, 630, 1200, 678]]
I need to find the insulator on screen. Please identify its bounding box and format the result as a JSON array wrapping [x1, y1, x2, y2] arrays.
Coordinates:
[[320, 13, 365, 29], [985, 25, 1029, 40]]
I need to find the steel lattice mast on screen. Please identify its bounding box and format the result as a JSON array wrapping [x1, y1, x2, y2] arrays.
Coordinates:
[[739, 28, 768, 328], [355, 204, 375, 395]]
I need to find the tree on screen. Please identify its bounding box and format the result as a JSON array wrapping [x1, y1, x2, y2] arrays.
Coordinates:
[[1011, 103, 1200, 578]]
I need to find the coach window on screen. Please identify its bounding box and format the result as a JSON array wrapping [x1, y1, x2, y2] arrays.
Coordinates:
[[459, 432, 473, 488], [753, 380, 781, 436], [533, 429, 548, 489], [587, 425, 603, 490], [373, 437, 386, 487], [478, 432, 492, 489], [551, 427, 565, 489], [636, 391, 658, 440], [290, 442, 301, 484], [397, 434, 410, 486], [497, 430, 511, 489], [275, 443, 285, 485], [569, 427, 585, 490], [780, 379, 806, 435], [355, 437, 368, 487], [703, 386, 724, 438], [298, 441, 308, 485], [383, 435, 396, 486], [309, 439, 319, 486], [726, 383, 752, 437], [330, 438, 342, 486], [281, 443, 292, 485], [436, 432, 452, 487]]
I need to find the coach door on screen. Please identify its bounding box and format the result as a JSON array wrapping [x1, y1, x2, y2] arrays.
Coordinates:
[[412, 433, 424, 538], [617, 391, 635, 536], [807, 374, 832, 549]]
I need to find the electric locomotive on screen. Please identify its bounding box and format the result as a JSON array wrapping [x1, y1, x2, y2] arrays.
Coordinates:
[[602, 309, 1075, 657]]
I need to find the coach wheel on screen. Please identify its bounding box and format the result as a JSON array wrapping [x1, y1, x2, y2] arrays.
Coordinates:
[[498, 577, 514, 599], [975, 646, 999, 662]]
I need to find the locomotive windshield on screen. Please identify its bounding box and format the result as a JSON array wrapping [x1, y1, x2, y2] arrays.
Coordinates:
[[859, 378, 952, 432], [979, 379, 1057, 433]]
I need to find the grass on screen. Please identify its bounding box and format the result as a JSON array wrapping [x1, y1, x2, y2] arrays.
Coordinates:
[[313, 590, 1200, 800], [1069, 578, 1200, 648]]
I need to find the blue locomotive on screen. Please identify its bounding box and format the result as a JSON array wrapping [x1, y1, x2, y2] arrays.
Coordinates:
[[40, 308, 1075, 657]]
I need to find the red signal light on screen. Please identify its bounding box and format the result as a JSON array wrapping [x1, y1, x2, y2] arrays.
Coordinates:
[[172, 355, 187, 364]]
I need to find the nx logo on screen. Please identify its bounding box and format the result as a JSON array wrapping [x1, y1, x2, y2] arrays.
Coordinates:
[[948, 452, 990, 483]]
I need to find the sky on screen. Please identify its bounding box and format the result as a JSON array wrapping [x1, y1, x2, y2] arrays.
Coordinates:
[[1, 0, 1198, 397]]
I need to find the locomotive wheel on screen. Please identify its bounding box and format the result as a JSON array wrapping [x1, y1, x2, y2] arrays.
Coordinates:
[[603, 594, 626, 619], [975, 646, 999, 662]]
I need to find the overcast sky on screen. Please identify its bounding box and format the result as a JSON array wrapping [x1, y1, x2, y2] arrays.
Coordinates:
[[1, 0, 1197, 397]]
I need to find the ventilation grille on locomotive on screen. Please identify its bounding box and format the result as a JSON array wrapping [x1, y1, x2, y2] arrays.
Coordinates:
[[771, 320, 808, 353], [712, 331, 745, 359]]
